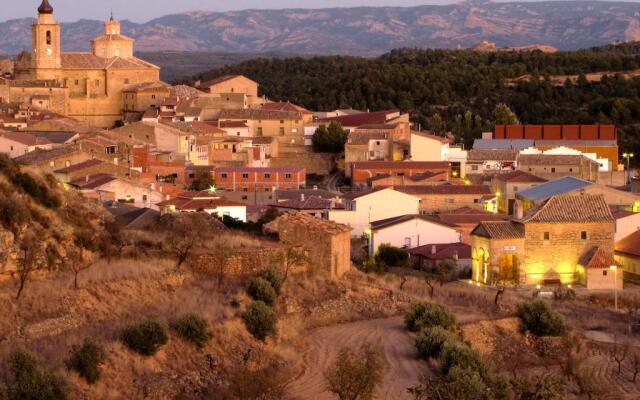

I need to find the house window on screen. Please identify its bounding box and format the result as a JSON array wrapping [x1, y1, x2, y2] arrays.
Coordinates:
[[279, 127, 285, 136], [543, 232, 550, 241], [265, 188, 270, 192], [581, 231, 587, 240], [95, 80, 100, 86], [151, 95, 156, 99], [46, 30, 51, 45], [221, 173, 227, 179], [285, 173, 292, 179], [242, 188, 248, 192], [513, 186, 519, 192], [264, 173, 270, 178], [142, 195, 147, 202], [403, 237, 411, 248], [280, 120, 284, 124], [569, 168, 573, 172], [242, 173, 249, 179], [257, 127, 263, 136], [74, 80, 79, 85], [397, 173, 405, 176], [471, 165, 479, 171], [124, 78, 130, 84], [603, 270, 608, 276], [242, 195, 248, 200], [551, 167, 556, 173]]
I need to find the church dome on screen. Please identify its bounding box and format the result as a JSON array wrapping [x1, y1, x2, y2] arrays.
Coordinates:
[[38, 0, 54, 14]]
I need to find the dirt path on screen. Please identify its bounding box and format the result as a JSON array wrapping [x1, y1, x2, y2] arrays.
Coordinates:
[[288, 317, 427, 400]]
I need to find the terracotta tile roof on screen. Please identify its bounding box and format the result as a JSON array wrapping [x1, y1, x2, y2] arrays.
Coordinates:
[[396, 185, 492, 195], [262, 101, 312, 114], [616, 230, 640, 257], [523, 194, 613, 223], [273, 195, 341, 210], [472, 221, 525, 239], [317, 109, 400, 127], [14, 146, 78, 164], [356, 123, 400, 130], [219, 109, 302, 121], [370, 214, 459, 230], [54, 159, 103, 174], [579, 247, 617, 269], [91, 34, 134, 42], [436, 212, 508, 225], [61, 53, 159, 70], [1, 131, 50, 146], [157, 191, 245, 210], [215, 166, 303, 173], [408, 242, 471, 260], [251, 136, 274, 144], [348, 131, 389, 145], [411, 131, 451, 144], [494, 170, 547, 183], [467, 149, 519, 162], [517, 154, 598, 166], [200, 75, 257, 88], [170, 85, 206, 98], [69, 173, 117, 189], [219, 121, 248, 128], [352, 161, 450, 170], [611, 209, 636, 220], [271, 212, 352, 235]]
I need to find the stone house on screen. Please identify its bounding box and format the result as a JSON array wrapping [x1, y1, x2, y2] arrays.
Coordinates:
[[351, 160, 450, 187], [465, 149, 519, 175], [432, 207, 508, 244], [517, 154, 600, 182], [218, 109, 306, 146], [199, 75, 259, 97], [68, 173, 169, 210], [578, 247, 622, 290], [615, 230, 640, 284], [471, 194, 615, 286], [213, 166, 305, 192], [0, 131, 54, 157], [268, 213, 352, 279], [369, 171, 449, 188], [13, 146, 90, 171], [396, 185, 493, 213], [53, 158, 137, 182]]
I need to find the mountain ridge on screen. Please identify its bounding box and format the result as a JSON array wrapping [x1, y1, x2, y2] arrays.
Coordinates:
[[1, 1, 640, 55]]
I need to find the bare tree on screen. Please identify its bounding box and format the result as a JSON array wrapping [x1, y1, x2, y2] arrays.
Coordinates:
[[423, 276, 435, 298], [15, 231, 43, 300], [65, 246, 93, 289], [611, 336, 629, 375], [629, 351, 640, 383], [166, 228, 198, 268], [324, 343, 383, 400], [281, 246, 308, 283]]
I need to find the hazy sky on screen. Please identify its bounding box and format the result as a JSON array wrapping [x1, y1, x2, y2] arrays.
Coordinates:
[[9, 0, 467, 22]]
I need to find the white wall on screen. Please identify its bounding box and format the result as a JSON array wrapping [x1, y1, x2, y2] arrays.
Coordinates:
[[371, 217, 462, 255], [328, 188, 420, 236], [209, 205, 247, 222], [99, 179, 167, 210], [410, 133, 445, 162], [616, 213, 640, 242]]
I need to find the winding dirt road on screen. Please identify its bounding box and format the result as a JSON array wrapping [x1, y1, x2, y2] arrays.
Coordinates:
[[288, 317, 427, 400]]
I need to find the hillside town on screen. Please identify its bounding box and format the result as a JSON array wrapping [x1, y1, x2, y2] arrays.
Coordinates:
[[1, 1, 640, 399], [3, 1, 639, 290]]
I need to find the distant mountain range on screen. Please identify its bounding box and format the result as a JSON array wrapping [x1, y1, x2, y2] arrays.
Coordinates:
[[1, 1, 640, 55]]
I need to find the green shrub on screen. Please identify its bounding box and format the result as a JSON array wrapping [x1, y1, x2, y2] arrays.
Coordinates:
[[256, 266, 283, 295], [439, 341, 487, 377], [0, 154, 18, 176], [415, 327, 457, 359], [404, 302, 456, 332], [242, 301, 277, 341], [65, 339, 106, 384], [10, 172, 60, 208], [0, 196, 30, 234], [7, 349, 69, 400], [374, 244, 409, 267], [553, 287, 576, 301], [246, 277, 277, 306], [515, 300, 568, 337], [172, 313, 212, 348], [120, 317, 168, 356]]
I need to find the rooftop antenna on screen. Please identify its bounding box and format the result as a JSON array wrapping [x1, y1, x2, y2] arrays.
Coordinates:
[[110, 9, 114, 21]]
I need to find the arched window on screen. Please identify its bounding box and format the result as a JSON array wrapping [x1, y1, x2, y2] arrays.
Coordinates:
[[46, 30, 52, 45]]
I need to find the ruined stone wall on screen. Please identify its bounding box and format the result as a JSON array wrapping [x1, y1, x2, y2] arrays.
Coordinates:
[[270, 151, 335, 175], [188, 247, 307, 277]]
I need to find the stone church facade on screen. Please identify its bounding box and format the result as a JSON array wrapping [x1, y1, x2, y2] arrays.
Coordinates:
[[4, 0, 161, 127]]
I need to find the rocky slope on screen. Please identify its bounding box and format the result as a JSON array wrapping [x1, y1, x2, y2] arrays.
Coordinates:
[[2, 1, 640, 55]]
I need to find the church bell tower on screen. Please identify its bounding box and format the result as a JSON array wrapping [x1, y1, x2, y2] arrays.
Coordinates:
[[31, 0, 62, 80]]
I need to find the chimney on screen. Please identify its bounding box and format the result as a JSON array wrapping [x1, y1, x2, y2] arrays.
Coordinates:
[[85, 175, 89, 183], [300, 193, 305, 201], [514, 200, 524, 220], [431, 245, 437, 255]]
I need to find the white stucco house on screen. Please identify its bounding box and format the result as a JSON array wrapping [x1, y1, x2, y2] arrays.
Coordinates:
[[328, 187, 420, 236], [157, 190, 247, 222], [410, 131, 467, 177], [368, 214, 462, 256]]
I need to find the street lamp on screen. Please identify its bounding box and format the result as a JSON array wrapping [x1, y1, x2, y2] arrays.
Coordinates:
[[622, 152, 634, 184], [610, 265, 618, 311]]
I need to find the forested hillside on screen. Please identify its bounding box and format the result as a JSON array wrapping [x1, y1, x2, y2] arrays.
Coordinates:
[[186, 44, 640, 155]]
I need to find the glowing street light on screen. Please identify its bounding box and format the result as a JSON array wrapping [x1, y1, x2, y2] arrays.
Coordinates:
[[610, 265, 618, 311], [208, 184, 217, 193]]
